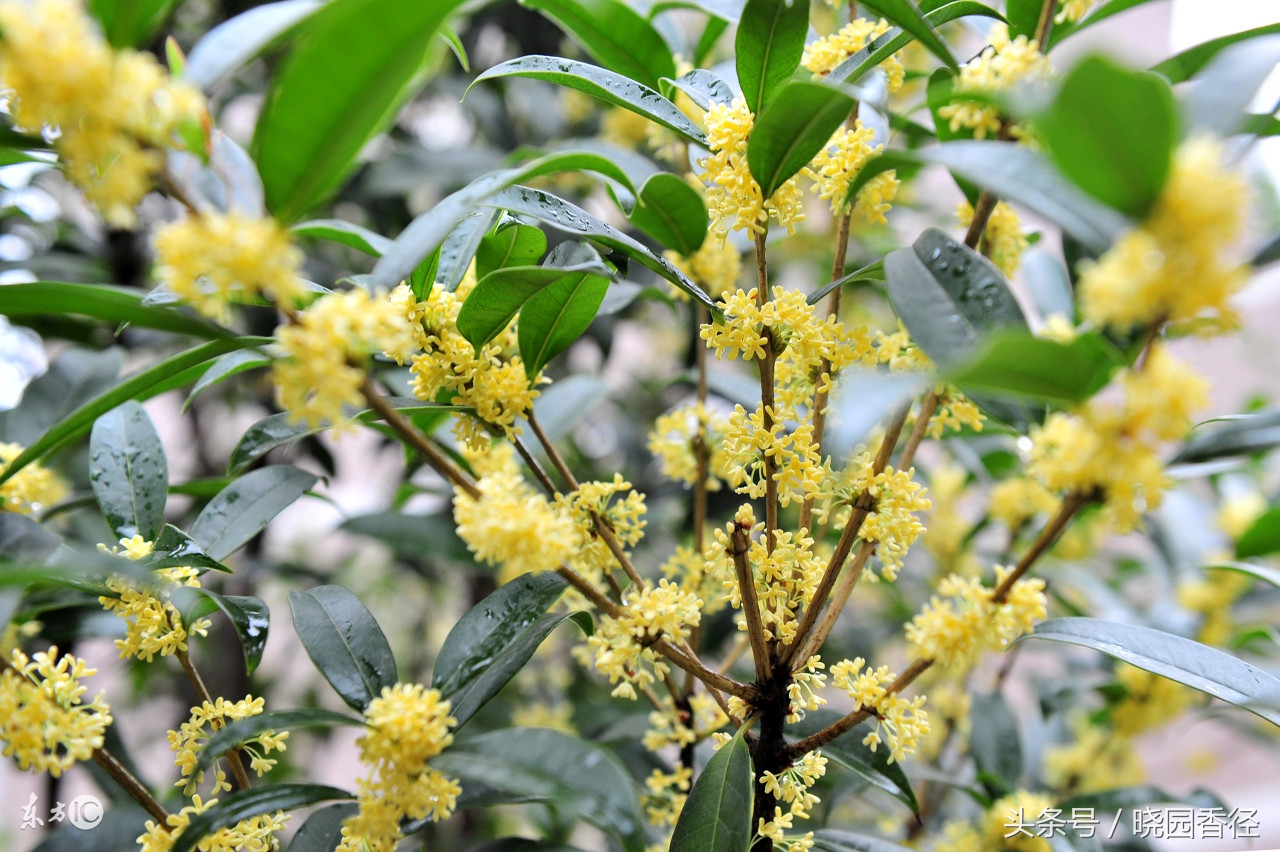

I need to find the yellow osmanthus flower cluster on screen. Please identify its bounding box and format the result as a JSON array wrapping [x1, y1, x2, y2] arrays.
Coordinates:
[[700, 98, 805, 236], [905, 567, 1046, 671], [338, 683, 461, 852], [936, 790, 1056, 852], [0, 646, 111, 776], [818, 452, 931, 581], [830, 658, 929, 763], [643, 692, 728, 752], [453, 445, 577, 582], [168, 695, 288, 795], [987, 476, 1060, 531], [1043, 719, 1144, 795], [921, 463, 972, 569], [153, 213, 306, 321], [556, 474, 648, 583], [642, 764, 693, 827], [958, 200, 1028, 277], [1217, 491, 1267, 541], [664, 232, 743, 300], [589, 579, 702, 700], [801, 18, 905, 90], [1028, 345, 1208, 530], [787, 655, 828, 722], [98, 535, 213, 662], [937, 24, 1051, 139], [1056, 0, 1099, 23], [660, 545, 726, 617], [273, 285, 419, 430], [138, 793, 288, 852], [406, 274, 541, 450], [649, 402, 733, 490], [874, 330, 984, 437], [808, 122, 899, 222], [0, 443, 68, 514], [0, 0, 205, 225], [757, 750, 828, 843], [1078, 137, 1248, 333]]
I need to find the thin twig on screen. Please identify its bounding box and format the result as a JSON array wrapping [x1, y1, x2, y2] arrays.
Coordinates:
[[95, 747, 170, 826], [512, 435, 560, 497], [358, 377, 479, 499], [899, 389, 941, 466], [991, 493, 1087, 602], [795, 538, 875, 665], [753, 231, 781, 557], [730, 522, 773, 682]]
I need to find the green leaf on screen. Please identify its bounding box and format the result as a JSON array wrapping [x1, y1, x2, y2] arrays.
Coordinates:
[[627, 172, 709, 255], [522, 0, 676, 89], [288, 802, 359, 852], [944, 331, 1121, 406], [190, 590, 270, 674], [252, 0, 468, 221], [184, 350, 272, 411], [145, 523, 231, 574], [0, 337, 267, 489], [289, 585, 398, 711], [436, 209, 502, 294], [191, 708, 362, 781], [1208, 561, 1280, 593], [1023, 618, 1280, 727], [1003, 0, 1041, 39], [664, 68, 736, 112], [518, 252, 612, 378], [471, 56, 707, 146], [531, 375, 609, 442], [87, 0, 180, 47], [735, 0, 809, 114], [1253, 231, 1280, 267], [470, 841, 590, 852], [968, 692, 1021, 794], [1034, 55, 1177, 218], [458, 255, 610, 351], [434, 728, 647, 852], [669, 726, 753, 852], [807, 260, 886, 305], [439, 24, 470, 71], [1182, 35, 1280, 136], [1046, 0, 1160, 48], [748, 81, 856, 200], [477, 222, 549, 280], [0, 282, 233, 340], [884, 227, 1027, 368], [1172, 408, 1280, 464], [789, 711, 919, 813], [1236, 505, 1280, 560], [341, 512, 474, 564], [89, 401, 168, 541], [185, 0, 323, 91], [810, 831, 916, 852], [1021, 248, 1074, 321], [0, 515, 61, 564], [169, 785, 354, 852], [190, 466, 319, 561], [1151, 21, 1280, 84], [483, 185, 716, 310], [854, 0, 956, 70], [291, 219, 393, 256]]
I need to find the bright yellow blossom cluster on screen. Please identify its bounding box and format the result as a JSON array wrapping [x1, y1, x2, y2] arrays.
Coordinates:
[[643, 692, 728, 752], [1079, 137, 1248, 333], [649, 402, 733, 490], [757, 750, 828, 842], [904, 566, 1046, 670], [1056, 0, 1099, 23], [0, 646, 111, 776], [153, 213, 305, 321], [589, 579, 702, 700], [937, 24, 1051, 139], [338, 683, 461, 852], [958, 199, 1028, 277], [168, 695, 288, 795], [987, 476, 1060, 531], [1178, 568, 1251, 645], [643, 764, 693, 827], [138, 793, 288, 852], [801, 18, 905, 90], [819, 452, 931, 581], [808, 122, 899, 222], [273, 285, 418, 429], [1110, 664, 1197, 737], [830, 658, 930, 763], [0, 0, 206, 224], [700, 98, 805, 235], [99, 537, 213, 662], [0, 443, 68, 514], [556, 474, 648, 582]]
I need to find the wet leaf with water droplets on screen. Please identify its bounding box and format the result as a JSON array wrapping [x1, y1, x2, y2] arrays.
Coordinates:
[[191, 466, 318, 561], [89, 400, 169, 541], [289, 585, 398, 711], [184, 589, 272, 674]]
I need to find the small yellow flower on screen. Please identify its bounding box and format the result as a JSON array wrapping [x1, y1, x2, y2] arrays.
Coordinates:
[[664, 236, 743, 300], [0, 443, 68, 514], [138, 793, 288, 852], [802, 18, 904, 91], [0, 646, 111, 776], [808, 122, 899, 222], [904, 566, 1046, 672], [589, 579, 702, 699], [937, 24, 1051, 140], [168, 694, 287, 795], [830, 658, 930, 763], [700, 98, 804, 236], [958, 200, 1027, 277]]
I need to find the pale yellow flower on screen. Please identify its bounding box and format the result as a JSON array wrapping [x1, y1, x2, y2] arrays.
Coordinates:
[[0, 646, 111, 776], [0, 443, 68, 514]]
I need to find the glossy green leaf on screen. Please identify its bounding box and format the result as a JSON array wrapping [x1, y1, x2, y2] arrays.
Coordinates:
[[1021, 248, 1074, 321], [184, 350, 272, 411], [1183, 35, 1280, 136], [436, 209, 502, 294], [854, 0, 956, 70], [471, 56, 707, 145], [523, 0, 676, 89], [291, 219, 393, 256], [0, 515, 61, 565], [30, 804, 149, 852], [1172, 409, 1280, 464], [190, 466, 318, 561], [433, 727, 647, 852], [969, 692, 1021, 793], [518, 260, 611, 378], [1152, 21, 1280, 84], [476, 221, 549, 280], [735, 0, 809, 113], [458, 257, 611, 352], [145, 524, 230, 574], [169, 785, 354, 852], [88, 0, 180, 47], [1237, 505, 1280, 560], [0, 348, 119, 446], [884, 227, 1027, 368], [1035, 55, 1176, 217], [1023, 618, 1280, 727], [1046, 0, 1160, 48], [190, 590, 270, 674], [627, 172, 709, 255], [185, 0, 323, 90], [89, 401, 168, 541], [695, 16, 731, 64], [289, 585, 398, 711], [1003, 0, 1041, 39], [252, 0, 467, 221], [439, 24, 470, 71], [810, 831, 916, 852], [669, 726, 753, 852], [748, 81, 856, 200], [789, 711, 919, 813], [807, 260, 885, 305], [664, 68, 736, 111], [0, 282, 232, 340], [945, 331, 1121, 406], [1253, 231, 1280, 267], [0, 337, 266, 489], [470, 840, 590, 852], [482, 185, 716, 310], [287, 803, 360, 852], [191, 708, 362, 781]]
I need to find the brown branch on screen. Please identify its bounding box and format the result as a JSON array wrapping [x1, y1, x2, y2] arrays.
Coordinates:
[[753, 231, 781, 556], [358, 376, 479, 499], [795, 538, 876, 665], [1034, 0, 1056, 48], [512, 435, 561, 497], [991, 492, 1088, 602], [899, 389, 941, 467], [95, 747, 170, 826], [730, 522, 773, 682]]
